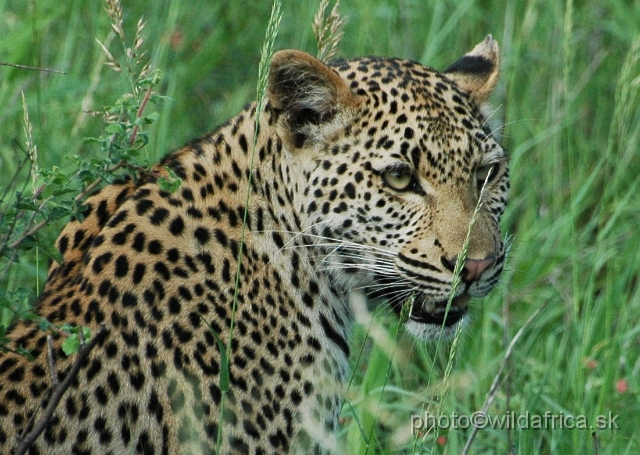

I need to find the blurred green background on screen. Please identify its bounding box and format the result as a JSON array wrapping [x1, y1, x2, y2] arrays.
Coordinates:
[[1, 0, 640, 453]]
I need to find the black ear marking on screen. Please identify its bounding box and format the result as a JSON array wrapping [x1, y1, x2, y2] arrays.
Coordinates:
[[445, 55, 495, 77], [443, 35, 500, 103]]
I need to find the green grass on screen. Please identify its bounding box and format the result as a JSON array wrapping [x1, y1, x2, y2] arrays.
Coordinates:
[[2, 0, 640, 454]]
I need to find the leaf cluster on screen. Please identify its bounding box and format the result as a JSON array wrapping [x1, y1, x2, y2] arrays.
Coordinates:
[[0, 1, 168, 358]]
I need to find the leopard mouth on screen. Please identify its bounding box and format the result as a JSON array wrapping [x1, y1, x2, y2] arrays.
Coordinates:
[[369, 281, 470, 327], [407, 293, 470, 326]]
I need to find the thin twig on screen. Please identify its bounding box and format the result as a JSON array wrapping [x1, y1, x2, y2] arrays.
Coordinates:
[[74, 160, 126, 202], [46, 335, 59, 387], [592, 431, 600, 455], [5, 185, 51, 251], [47, 325, 74, 339], [15, 326, 108, 455], [0, 62, 67, 74], [461, 302, 548, 455], [129, 85, 153, 146], [0, 248, 19, 284], [7, 219, 48, 250], [31, 184, 46, 200], [4, 157, 127, 253], [0, 156, 28, 212]]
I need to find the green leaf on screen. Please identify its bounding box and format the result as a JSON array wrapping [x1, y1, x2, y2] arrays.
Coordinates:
[[105, 122, 127, 136], [62, 334, 81, 356], [15, 346, 34, 361], [5, 287, 35, 316], [200, 315, 229, 392], [138, 68, 164, 87], [347, 400, 370, 445], [132, 131, 149, 147], [60, 323, 74, 332], [157, 166, 183, 193], [81, 327, 92, 342], [15, 200, 38, 211], [37, 241, 63, 264], [37, 319, 51, 331], [142, 111, 159, 124], [82, 137, 104, 145], [16, 236, 37, 251], [150, 94, 173, 104], [50, 187, 76, 197]]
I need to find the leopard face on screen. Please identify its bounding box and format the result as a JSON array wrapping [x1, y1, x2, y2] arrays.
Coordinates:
[[271, 36, 508, 339], [0, 36, 507, 454]]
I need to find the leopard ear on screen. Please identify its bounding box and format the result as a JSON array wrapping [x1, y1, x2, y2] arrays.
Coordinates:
[[444, 35, 500, 103], [268, 50, 360, 148]]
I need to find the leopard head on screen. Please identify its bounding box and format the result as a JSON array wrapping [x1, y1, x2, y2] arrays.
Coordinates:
[[268, 36, 508, 339]]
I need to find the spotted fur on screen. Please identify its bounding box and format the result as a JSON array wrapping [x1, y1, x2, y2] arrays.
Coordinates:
[[0, 36, 508, 454]]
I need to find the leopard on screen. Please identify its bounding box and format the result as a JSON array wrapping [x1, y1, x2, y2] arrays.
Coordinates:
[[0, 36, 508, 454]]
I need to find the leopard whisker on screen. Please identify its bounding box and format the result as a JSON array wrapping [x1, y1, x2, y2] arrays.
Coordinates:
[[316, 263, 397, 275], [317, 252, 396, 269], [270, 230, 397, 257], [480, 104, 503, 129]]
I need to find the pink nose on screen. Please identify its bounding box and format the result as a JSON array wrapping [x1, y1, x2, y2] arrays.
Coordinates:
[[443, 255, 496, 282], [462, 257, 496, 281]]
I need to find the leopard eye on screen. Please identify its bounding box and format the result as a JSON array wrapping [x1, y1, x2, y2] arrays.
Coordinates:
[[382, 167, 414, 191], [475, 164, 497, 189]]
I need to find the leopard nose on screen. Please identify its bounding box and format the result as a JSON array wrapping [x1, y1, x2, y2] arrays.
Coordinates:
[[442, 255, 496, 282], [463, 257, 496, 281]]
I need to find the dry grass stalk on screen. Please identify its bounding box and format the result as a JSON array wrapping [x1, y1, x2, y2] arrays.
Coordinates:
[[97, 0, 150, 79], [312, 0, 345, 62], [105, 0, 125, 42], [21, 92, 39, 193]]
